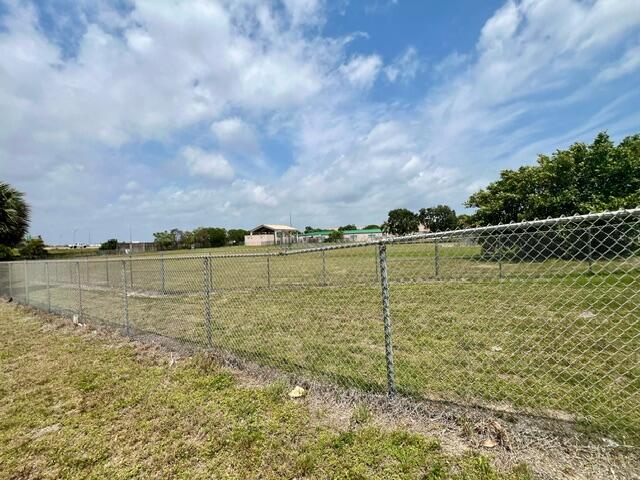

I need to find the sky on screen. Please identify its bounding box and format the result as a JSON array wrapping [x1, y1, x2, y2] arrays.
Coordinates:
[[1, 0, 639, 244]]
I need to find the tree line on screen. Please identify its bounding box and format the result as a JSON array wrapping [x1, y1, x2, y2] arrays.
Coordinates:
[[152, 228, 248, 251], [1, 131, 638, 258]]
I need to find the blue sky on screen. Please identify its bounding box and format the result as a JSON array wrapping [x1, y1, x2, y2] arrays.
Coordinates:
[[1, 0, 639, 244]]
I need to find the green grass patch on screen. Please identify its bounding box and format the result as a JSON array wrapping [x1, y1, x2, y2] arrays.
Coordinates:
[[0, 304, 531, 479]]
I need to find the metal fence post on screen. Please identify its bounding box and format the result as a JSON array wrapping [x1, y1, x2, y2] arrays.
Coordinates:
[[498, 236, 504, 280], [160, 253, 166, 294], [267, 256, 271, 288], [375, 247, 379, 283], [8, 263, 12, 298], [378, 243, 396, 396], [121, 260, 129, 336], [45, 261, 51, 312], [76, 261, 83, 322], [434, 241, 441, 279], [24, 260, 29, 305], [587, 227, 593, 275], [204, 256, 212, 348], [86, 257, 90, 285], [105, 260, 110, 287], [322, 250, 327, 286], [129, 255, 134, 289]]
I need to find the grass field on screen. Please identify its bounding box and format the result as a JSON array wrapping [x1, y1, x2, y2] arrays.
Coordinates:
[[0, 303, 534, 479], [3, 240, 639, 445]]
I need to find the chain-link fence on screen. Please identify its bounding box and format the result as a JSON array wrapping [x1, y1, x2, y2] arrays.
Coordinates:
[[1, 209, 639, 445]]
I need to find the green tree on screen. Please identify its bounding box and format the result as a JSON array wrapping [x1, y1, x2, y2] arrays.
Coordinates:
[[456, 214, 475, 229], [466, 132, 640, 225], [418, 205, 458, 232], [304, 226, 321, 233], [153, 231, 176, 251], [363, 224, 380, 230], [326, 230, 344, 242], [193, 227, 227, 248], [0, 244, 18, 261], [382, 209, 419, 236], [179, 230, 195, 249], [0, 182, 30, 247], [227, 229, 248, 245], [338, 224, 357, 231], [19, 236, 48, 259], [99, 238, 118, 250]]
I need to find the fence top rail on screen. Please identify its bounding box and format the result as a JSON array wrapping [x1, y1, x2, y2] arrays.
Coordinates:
[[4, 207, 640, 265]]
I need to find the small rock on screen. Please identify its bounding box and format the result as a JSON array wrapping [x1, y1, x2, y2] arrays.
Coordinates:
[[288, 386, 306, 398], [578, 311, 596, 319], [491, 346, 502, 352], [602, 437, 620, 448], [31, 424, 61, 439], [481, 438, 497, 448]]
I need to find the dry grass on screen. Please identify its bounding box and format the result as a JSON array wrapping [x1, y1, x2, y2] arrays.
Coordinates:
[[0, 302, 541, 479]]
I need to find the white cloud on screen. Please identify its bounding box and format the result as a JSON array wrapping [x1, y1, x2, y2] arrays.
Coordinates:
[[384, 46, 422, 82], [595, 43, 640, 83], [282, 0, 324, 26], [182, 147, 234, 181], [210, 117, 260, 156], [1, 0, 640, 242], [339, 54, 383, 89]]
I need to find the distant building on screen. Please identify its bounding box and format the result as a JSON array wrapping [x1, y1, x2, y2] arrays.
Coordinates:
[[245, 224, 299, 246], [299, 227, 384, 243], [116, 241, 156, 254]]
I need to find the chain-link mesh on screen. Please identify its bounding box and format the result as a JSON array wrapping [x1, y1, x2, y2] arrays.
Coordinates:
[[0, 209, 638, 445]]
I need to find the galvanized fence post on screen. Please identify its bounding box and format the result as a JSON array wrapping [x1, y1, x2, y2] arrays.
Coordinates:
[[121, 260, 129, 336], [86, 257, 90, 285], [375, 247, 379, 283], [45, 261, 51, 312], [129, 255, 134, 289], [8, 263, 12, 298], [378, 243, 396, 395], [587, 227, 593, 275], [24, 260, 29, 305], [204, 256, 212, 348], [322, 250, 327, 286], [434, 240, 441, 279], [267, 255, 271, 288], [76, 261, 83, 322], [105, 260, 110, 287], [160, 253, 166, 294], [498, 236, 504, 280]]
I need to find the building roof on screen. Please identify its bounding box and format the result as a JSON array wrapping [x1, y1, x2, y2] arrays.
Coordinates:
[[250, 224, 298, 233], [299, 228, 383, 237], [341, 228, 382, 235]]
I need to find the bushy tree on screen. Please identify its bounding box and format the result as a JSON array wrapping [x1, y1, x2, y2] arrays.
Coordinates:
[[338, 224, 357, 231], [467, 132, 640, 260], [326, 230, 344, 242], [466, 132, 640, 225], [193, 227, 227, 248], [19, 236, 47, 259], [364, 224, 380, 230], [456, 214, 475, 229], [0, 182, 30, 247], [382, 209, 419, 236], [153, 231, 176, 250], [99, 238, 118, 250], [227, 229, 248, 245], [418, 205, 458, 232], [0, 244, 17, 261]]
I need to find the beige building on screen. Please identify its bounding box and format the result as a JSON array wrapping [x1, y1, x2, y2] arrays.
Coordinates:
[[245, 224, 299, 246]]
